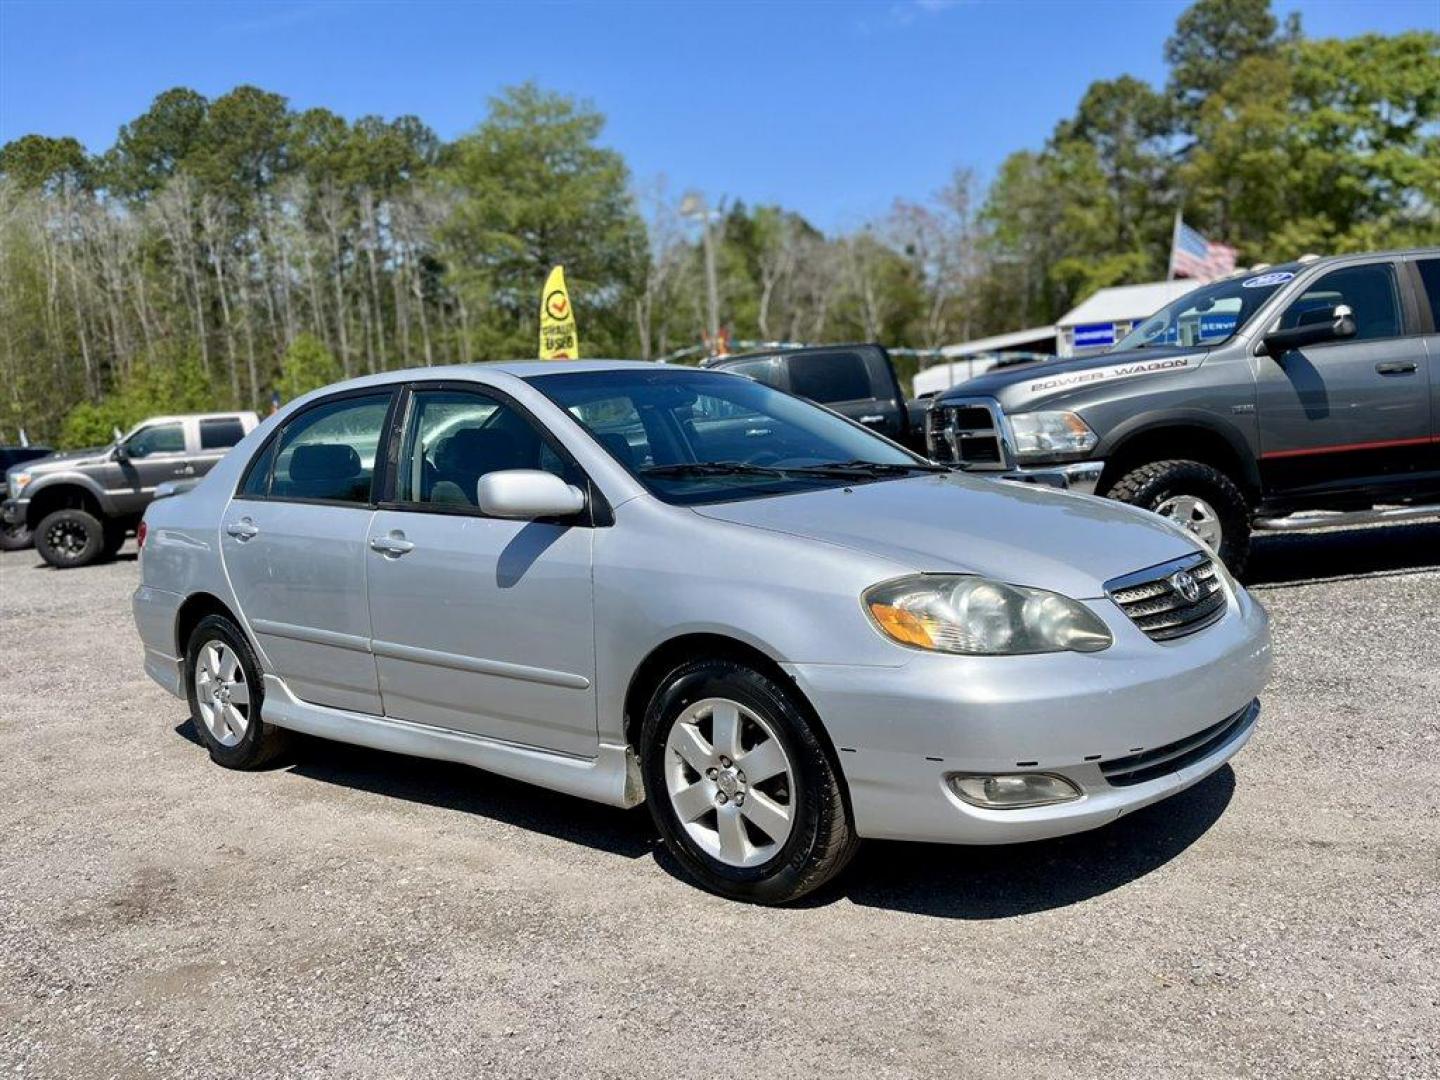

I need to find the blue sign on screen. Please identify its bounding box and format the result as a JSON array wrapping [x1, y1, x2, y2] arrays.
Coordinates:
[[1074, 322, 1116, 348]]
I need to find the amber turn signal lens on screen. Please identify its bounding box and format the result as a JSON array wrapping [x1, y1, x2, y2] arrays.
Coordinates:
[[868, 602, 935, 649]]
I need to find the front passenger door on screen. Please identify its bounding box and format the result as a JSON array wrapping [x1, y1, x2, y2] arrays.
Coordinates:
[[110, 421, 188, 516], [365, 385, 598, 757], [1256, 261, 1432, 497]]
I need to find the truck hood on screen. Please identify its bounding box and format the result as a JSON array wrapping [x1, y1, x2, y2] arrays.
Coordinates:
[[19, 446, 112, 474], [690, 473, 1200, 599], [946, 346, 1208, 411]]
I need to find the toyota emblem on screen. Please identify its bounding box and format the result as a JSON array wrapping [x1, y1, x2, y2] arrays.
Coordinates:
[[1169, 569, 1202, 603]]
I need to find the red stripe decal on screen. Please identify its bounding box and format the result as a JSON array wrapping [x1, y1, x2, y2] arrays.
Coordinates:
[[1260, 435, 1437, 460]]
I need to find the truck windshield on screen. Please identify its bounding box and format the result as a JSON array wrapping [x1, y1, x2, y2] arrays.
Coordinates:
[[529, 368, 939, 505], [1112, 270, 1296, 352]]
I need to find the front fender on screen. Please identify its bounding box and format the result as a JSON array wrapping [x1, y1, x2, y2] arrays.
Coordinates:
[[22, 472, 116, 527], [1096, 409, 1261, 494]]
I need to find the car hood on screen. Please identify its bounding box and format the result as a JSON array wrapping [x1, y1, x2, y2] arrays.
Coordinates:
[[947, 346, 1209, 411], [690, 473, 1200, 599]]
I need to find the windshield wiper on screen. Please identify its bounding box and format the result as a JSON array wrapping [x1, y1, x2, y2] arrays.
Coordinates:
[[640, 461, 788, 479], [781, 460, 950, 477]]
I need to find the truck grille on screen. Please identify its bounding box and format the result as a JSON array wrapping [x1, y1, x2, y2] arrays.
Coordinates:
[[926, 399, 1005, 467], [1106, 554, 1226, 642], [1100, 700, 1258, 787]]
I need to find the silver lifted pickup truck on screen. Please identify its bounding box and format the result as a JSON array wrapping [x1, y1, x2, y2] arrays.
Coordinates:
[[3, 411, 258, 568], [927, 249, 1440, 573]]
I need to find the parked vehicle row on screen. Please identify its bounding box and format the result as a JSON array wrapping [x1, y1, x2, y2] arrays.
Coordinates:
[[2, 412, 258, 567], [133, 361, 1271, 903], [925, 248, 1440, 573]]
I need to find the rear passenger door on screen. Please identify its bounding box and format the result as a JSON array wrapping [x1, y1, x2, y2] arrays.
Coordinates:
[[221, 390, 395, 715], [1255, 260, 1434, 497], [1412, 256, 1440, 479]]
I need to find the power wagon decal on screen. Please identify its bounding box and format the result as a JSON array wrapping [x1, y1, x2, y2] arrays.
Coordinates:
[[1028, 355, 1194, 395]]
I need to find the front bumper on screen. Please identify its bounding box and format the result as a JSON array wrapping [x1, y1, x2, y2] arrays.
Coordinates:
[[996, 459, 1104, 496], [785, 580, 1272, 844], [1, 498, 24, 526]]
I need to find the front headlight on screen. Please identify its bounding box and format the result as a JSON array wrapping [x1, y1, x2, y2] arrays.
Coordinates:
[[1008, 411, 1097, 458], [7, 471, 32, 495], [865, 574, 1113, 655]]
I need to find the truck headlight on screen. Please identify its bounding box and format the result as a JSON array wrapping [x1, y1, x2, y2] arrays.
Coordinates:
[[7, 471, 32, 495], [1009, 411, 1097, 458], [865, 574, 1112, 655]]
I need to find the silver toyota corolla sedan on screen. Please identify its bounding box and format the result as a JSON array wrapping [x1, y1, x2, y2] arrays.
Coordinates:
[[133, 360, 1272, 903]]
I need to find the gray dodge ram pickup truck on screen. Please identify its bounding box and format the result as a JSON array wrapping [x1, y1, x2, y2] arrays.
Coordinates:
[[3, 411, 258, 568], [927, 249, 1440, 573]]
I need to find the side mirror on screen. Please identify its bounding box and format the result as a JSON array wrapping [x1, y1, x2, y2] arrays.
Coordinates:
[[112, 444, 130, 463], [1261, 303, 1357, 357], [476, 469, 585, 520]]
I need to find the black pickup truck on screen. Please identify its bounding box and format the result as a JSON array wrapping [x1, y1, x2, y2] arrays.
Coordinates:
[[704, 343, 931, 453]]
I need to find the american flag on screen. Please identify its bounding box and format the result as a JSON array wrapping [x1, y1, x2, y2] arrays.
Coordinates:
[[1168, 216, 1237, 282]]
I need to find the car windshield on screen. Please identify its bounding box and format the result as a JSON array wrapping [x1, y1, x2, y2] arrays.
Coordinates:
[[528, 368, 940, 505], [1111, 269, 1298, 352]]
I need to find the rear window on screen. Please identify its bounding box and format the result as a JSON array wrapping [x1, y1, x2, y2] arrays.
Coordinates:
[[199, 417, 246, 449], [1417, 259, 1440, 329], [787, 352, 873, 403]]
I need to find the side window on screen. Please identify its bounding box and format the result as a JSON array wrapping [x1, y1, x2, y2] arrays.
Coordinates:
[[268, 393, 392, 504], [238, 437, 277, 499], [1416, 259, 1440, 330], [199, 417, 246, 450], [1280, 265, 1401, 341], [123, 422, 185, 459], [397, 390, 580, 509], [724, 357, 785, 390], [787, 352, 873, 403]]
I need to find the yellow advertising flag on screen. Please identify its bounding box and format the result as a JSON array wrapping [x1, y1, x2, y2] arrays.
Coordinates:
[[538, 265, 579, 360]]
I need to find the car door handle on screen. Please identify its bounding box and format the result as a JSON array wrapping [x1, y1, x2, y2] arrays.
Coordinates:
[[369, 533, 415, 557], [859, 414, 885, 424], [1375, 360, 1417, 375], [225, 519, 259, 541], [173, 464, 196, 476]]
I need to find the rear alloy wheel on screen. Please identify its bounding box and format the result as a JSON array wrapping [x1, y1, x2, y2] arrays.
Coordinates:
[[185, 614, 289, 769], [0, 520, 32, 551], [641, 659, 859, 904], [34, 508, 105, 568]]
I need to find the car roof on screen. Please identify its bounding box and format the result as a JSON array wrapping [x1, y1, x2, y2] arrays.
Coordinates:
[[300, 359, 710, 397]]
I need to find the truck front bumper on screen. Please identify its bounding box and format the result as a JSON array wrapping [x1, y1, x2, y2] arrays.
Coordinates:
[[997, 459, 1105, 496], [1, 498, 25, 526], [785, 579, 1272, 845]]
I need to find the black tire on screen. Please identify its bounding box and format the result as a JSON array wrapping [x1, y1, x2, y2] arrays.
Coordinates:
[[1106, 458, 1253, 575], [34, 508, 105, 568], [184, 614, 290, 770], [640, 658, 859, 904], [0, 520, 32, 551]]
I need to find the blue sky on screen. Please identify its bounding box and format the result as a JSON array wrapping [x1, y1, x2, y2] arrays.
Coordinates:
[[1, 0, 1435, 229]]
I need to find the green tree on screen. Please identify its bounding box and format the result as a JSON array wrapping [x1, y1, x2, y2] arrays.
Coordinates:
[[105, 87, 209, 199], [276, 333, 342, 402], [1165, 0, 1291, 116], [0, 134, 92, 193]]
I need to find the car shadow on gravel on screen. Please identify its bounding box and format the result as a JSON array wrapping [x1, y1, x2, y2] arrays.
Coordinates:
[[277, 732, 658, 860], [829, 765, 1235, 919], [1246, 521, 1440, 588]]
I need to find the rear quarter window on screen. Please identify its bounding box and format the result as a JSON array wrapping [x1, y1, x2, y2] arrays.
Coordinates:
[[787, 352, 873, 404], [200, 417, 247, 450]]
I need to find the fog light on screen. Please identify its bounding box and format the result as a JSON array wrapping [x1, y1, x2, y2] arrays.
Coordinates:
[[949, 773, 1082, 809]]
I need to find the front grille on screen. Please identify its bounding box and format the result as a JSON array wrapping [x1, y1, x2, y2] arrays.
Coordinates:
[[1106, 554, 1226, 641], [926, 399, 1005, 467], [1100, 701, 1258, 787]]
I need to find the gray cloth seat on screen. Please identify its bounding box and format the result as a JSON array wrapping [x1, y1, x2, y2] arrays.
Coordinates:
[[284, 443, 365, 501], [430, 429, 524, 506]]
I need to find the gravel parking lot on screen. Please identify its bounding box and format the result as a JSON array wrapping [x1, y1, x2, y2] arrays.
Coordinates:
[[2, 527, 1437, 1080]]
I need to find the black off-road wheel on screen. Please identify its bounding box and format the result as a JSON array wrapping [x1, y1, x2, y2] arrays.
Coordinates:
[[1107, 458, 1253, 575], [184, 614, 290, 770], [640, 658, 859, 904], [34, 508, 105, 569]]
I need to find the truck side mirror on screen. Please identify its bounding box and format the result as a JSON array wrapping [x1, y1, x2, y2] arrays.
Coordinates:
[[1261, 303, 1357, 357], [112, 443, 130, 463]]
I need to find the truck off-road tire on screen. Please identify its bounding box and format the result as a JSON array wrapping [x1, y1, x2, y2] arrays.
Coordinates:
[[1107, 459, 1252, 575], [185, 614, 290, 770], [640, 658, 859, 904], [34, 508, 106, 569], [0, 520, 32, 551]]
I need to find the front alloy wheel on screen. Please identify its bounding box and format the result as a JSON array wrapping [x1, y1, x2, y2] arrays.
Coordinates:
[[663, 697, 796, 868], [641, 658, 859, 904]]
